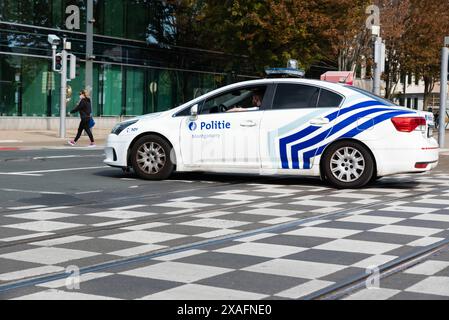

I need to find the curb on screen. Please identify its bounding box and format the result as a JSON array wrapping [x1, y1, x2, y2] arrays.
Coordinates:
[[0, 145, 105, 151]]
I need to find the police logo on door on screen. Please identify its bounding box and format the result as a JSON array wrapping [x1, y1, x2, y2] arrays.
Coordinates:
[[188, 122, 197, 131]]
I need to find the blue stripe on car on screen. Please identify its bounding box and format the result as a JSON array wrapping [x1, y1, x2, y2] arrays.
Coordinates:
[[289, 107, 402, 169], [301, 110, 414, 169], [279, 100, 387, 169]]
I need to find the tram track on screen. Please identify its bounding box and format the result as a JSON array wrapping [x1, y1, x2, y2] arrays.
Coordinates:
[[0, 174, 322, 249], [0, 185, 443, 296], [306, 240, 449, 300], [0, 175, 429, 251]]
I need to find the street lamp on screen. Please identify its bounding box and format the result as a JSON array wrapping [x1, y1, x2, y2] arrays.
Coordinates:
[[439, 37, 449, 148], [48, 34, 77, 139]]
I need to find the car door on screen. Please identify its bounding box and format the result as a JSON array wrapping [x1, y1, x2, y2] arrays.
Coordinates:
[[260, 83, 343, 172], [179, 84, 270, 170]]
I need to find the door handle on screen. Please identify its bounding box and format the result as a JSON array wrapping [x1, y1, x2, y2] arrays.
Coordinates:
[[240, 120, 257, 127], [310, 118, 330, 126]]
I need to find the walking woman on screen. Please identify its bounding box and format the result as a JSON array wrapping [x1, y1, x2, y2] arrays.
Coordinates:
[[68, 89, 96, 147]]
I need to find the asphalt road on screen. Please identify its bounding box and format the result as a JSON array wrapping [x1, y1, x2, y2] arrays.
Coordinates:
[[0, 148, 449, 300], [0, 148, 332, 209]]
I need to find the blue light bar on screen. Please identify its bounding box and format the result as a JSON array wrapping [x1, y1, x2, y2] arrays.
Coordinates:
[[265, 68, 305, 78]]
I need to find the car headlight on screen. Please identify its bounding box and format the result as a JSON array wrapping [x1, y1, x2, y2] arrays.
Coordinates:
[[111, 120, 139, 135]]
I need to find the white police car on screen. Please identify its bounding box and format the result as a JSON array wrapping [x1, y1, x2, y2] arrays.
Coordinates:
[[104, 79, 439, 188]]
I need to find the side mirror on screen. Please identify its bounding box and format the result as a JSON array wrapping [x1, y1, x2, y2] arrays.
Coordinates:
[[190, 104, 198, 120]]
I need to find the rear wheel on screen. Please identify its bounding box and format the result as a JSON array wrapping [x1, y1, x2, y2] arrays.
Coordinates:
[[131, 135, 174, 180], [323, 141, 374, 189]]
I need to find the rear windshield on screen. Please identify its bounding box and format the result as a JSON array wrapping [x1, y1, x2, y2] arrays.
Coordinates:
[[344, 85, 398, 107]]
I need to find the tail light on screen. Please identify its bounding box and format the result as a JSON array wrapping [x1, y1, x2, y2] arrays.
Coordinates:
[[415, 163, 429, 169], [391, 117, 426, 132]]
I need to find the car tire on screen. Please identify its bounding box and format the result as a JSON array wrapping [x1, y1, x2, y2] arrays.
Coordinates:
[[131, 135, 174, 180], [323, 141, 375, 189]]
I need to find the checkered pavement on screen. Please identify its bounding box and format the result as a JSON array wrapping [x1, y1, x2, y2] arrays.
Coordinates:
[[0, 173, 449, 300], [344, 246, 449, 300]]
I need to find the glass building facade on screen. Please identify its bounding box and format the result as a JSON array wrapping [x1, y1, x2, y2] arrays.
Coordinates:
[[0, 0, 257, 118]]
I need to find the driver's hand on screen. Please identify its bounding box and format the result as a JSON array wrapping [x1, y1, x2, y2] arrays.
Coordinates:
[[227, 107, 243, 113]]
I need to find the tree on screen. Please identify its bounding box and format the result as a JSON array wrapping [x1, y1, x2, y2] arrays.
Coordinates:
[[327, 0, 371, 72], [193, 0, 372, 74], [377, 0, 410, 100], [400, 0, 449, 109]]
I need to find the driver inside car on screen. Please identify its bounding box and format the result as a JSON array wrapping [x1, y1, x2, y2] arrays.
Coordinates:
[[227, 90, 264, 113]]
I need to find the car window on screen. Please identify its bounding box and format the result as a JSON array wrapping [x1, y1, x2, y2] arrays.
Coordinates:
[[175, 106, 194, 117], [318, 89, 343, 108], [272, 84, 320, 109], [345, 85, 397, 106], [200, 86, 267, 114]]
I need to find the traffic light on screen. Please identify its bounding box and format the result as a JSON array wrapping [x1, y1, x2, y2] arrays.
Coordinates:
[[55, 53, 63, 72]]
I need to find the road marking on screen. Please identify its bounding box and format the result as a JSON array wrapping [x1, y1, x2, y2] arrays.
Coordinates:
[[0, 166, 109, 177], [7, 205, 47, 211], [75, 190, 103, 195], [1, 189, 66, 195], [111, 205, 148, 211], [33, 155, 103, 160], [0, 172, 42, 177]]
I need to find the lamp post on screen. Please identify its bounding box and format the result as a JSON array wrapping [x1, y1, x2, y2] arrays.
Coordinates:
[[48, 35, 77, 139], [372, 26, 383, 96], [86, 0, 95, 94], [439, 37, 449, 148]]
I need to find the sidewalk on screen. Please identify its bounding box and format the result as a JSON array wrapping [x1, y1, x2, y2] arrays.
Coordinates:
[[0, 129, 111, 150]]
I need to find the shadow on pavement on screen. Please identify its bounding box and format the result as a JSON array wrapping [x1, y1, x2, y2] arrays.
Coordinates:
[[93, 168, 423, 190]]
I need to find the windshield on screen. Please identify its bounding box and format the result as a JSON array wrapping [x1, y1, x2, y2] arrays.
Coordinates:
[[344, 85, 398, 107]]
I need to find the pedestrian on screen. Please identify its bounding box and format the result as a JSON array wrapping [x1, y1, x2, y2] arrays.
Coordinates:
[[68, 89, 96, 147]]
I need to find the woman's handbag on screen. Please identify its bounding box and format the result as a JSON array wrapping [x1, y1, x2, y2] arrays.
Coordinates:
[[88, 117, 96, 129]]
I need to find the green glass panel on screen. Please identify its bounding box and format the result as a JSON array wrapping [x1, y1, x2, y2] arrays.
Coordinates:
[[125, 1, 148, 40], [156, 70, 173, 112], [103, 0, 124, 37], [0, 55, 18, 116], [21, 57, 48, 117], [1, 0, 20, 22], [125, 68, 144, 116], [102, 65, 122, 116], [51, 0, 63, 29]]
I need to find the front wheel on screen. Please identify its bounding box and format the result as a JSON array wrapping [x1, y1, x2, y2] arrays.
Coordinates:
[[323, 141, 375, 189], [131, 135, 174, 180]]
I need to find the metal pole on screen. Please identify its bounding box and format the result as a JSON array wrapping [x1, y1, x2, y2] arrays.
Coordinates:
[[60, 39, 68, 139], [373, 37, 382, 96], [86, 0, 94, 93], [439, 47, 448, 148]]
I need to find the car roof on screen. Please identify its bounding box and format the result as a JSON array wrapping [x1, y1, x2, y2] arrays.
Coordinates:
[[229, 78, 355, 94]]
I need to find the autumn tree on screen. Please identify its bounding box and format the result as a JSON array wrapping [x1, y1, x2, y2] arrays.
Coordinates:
[[193, 0, 371, 74], [400, 0, 449, 108], [377, 0, 411, 99], [327, 0, 371, 72]]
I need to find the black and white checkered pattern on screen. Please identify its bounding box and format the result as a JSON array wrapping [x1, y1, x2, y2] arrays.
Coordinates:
[[1, 173, 449, 300], [344, 246, 449, 300]]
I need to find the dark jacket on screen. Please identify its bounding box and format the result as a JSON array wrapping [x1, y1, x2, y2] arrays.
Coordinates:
[[70, 98, 92, 119]]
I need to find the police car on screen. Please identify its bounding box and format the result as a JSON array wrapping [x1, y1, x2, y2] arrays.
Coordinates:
[[104, 78, 439, 188]]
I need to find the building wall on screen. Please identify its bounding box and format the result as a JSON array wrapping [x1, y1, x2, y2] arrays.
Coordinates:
[[0, 0, 257, 120]]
